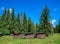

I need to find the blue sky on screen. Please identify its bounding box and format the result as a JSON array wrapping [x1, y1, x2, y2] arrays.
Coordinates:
[[0, 0, 60, 27]]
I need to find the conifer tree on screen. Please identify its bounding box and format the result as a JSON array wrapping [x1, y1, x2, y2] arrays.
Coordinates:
[[23, 12, 27, 33], [36, 23, 39, 33], [39, 6, 51, 34], [6, 9, 11, 28], [55, 19, 60, 33], [1, 9, 7, 27], [17, 13, 21, 33], [10, 8, 15, 34], [28, 17, 32, 32], [28, 18, 35, 33], [31, 20, 35, 33], [0, 9, 10, 35], [20, 13, 24, 33]]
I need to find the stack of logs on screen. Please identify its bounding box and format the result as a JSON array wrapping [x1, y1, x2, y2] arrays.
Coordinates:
[[12, 32, 46, 39]]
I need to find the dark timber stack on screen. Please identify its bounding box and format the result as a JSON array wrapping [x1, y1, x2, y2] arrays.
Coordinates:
[[13, 33, 25, 39], [12, 32, 47, 39], [36, 32, 46, 39], [25, 32, 35, 39]]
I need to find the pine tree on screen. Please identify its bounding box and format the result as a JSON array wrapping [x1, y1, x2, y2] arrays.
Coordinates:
[[48, 21, 53, 34], [11, 9, 15, 21], [17, 13, 21, 33], [6, 9, 11, 28], [55, 19, 60, 33], [31, 20, 35, 33], [54, 25, 58, 33], [17, 13, 21, 25], [1, 9, 7, 27], [28, 18, 35, 33], [10, 8, 15, 34], [23, 12, 27, 33], [39, 6, 51, 34], [28, 17, 32, 32], [36, 23, 39, 33], [20, 12, 24, 33], [0, 9, 10, 35]]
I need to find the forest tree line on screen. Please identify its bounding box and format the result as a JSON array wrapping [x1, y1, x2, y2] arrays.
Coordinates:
[[0, 6, 60, 35]]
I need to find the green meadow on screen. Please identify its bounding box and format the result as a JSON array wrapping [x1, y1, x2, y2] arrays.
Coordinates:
[[0, 33, 60, 44]]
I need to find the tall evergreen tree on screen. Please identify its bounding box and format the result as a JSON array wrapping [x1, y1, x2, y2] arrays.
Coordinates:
[[55, 19, 60, 33], [17, 13, 21, 24], [0, 9, 10, 35], [10, 8, 15, 34], [39, 6, 51, 34], [20, 12, 24, 33], [28, 17, 32, 32], [23, 12, 27, 33], [6, 9, 11, 28], [54, 25, 58, 33], [28, 18, 35, 33], [48, 21, 53, 34], [17, 13, 21, 33], [11, 9, 15, 21], [31, 20, 35, 33], [36, 23, 39, 33], [1, 9, 7, 27]]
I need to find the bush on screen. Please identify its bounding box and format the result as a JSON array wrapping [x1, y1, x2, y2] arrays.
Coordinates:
[[0, 28, 10, 35]]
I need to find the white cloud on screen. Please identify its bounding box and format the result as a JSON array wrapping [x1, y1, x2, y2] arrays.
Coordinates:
[[1, 7, 16, 13], [9, 8, 16, 13], [51, 19, 56, 24], [9, 8, 12, 13], [1, 7, 4, 11], [50, 19, 56, 27]]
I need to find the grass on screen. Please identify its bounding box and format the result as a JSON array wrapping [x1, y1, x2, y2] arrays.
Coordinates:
[[0, 33, 60, 44]]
